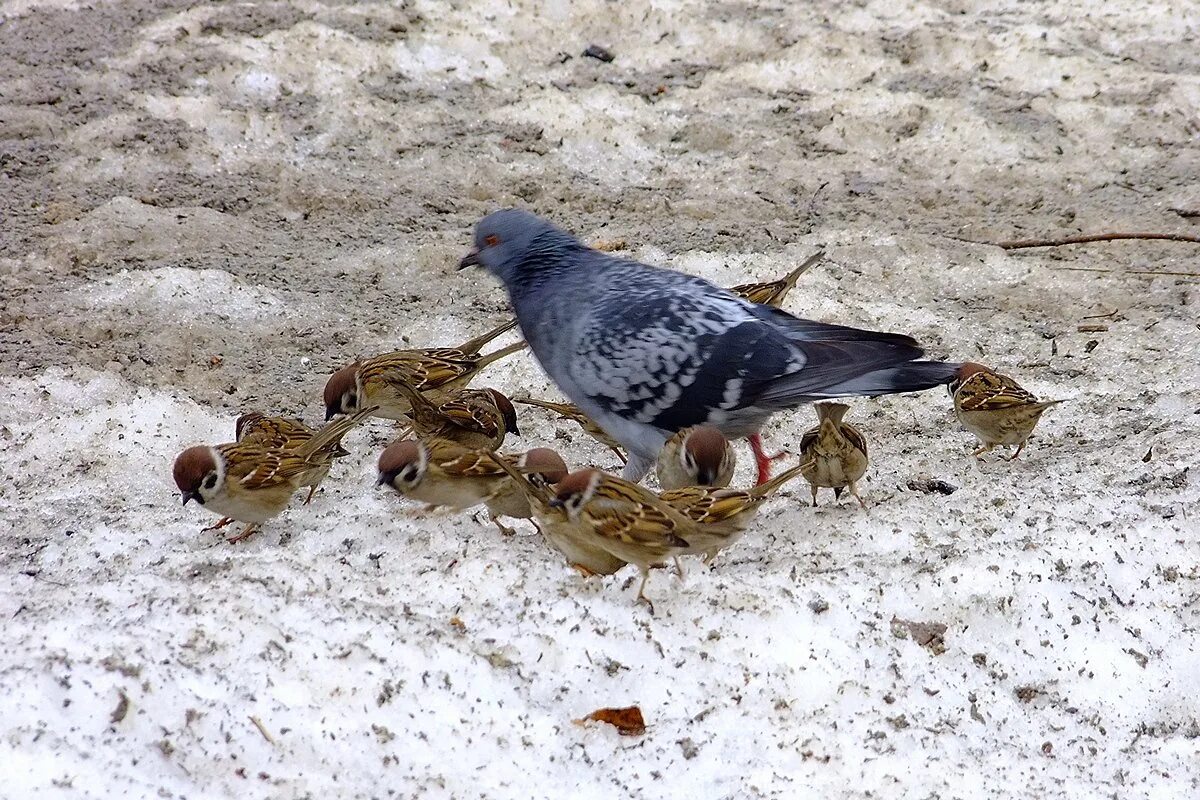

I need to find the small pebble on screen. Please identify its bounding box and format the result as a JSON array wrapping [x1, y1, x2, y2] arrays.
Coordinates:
[[583, 44, 614, 62]]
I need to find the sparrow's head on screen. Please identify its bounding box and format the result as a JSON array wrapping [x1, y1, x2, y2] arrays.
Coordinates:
[[235, 411, 265, 440], [324, 362, 360, 420], [948, 362, 991, 398], [549, 468, 603, 519], [488, 389, 521, 436], [377, 439, 426, 493], [680, 426, 734, 486], [520, 447, 569, 487], [458, 209, 580, 285], [173, 446, 223, 506]]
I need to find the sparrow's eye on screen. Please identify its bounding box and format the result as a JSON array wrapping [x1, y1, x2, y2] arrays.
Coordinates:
[[400, 465, 419, 484], [204, 474, 218, 490], [484, 234, 500, 247]]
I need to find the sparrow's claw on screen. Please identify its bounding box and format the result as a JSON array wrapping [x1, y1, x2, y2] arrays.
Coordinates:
[[202, 517, 234, 533], [225, 524, 259, 544]]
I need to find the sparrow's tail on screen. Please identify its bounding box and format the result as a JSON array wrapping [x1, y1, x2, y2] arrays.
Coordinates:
[[456, 318, 519, 354], [476, 339, 528, 368]]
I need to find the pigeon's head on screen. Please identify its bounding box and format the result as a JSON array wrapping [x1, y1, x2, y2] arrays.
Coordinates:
[[458, 209, 575, 284]]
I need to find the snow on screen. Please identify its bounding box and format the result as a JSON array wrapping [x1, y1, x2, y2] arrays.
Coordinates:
[[2, 0, 1198, 798]]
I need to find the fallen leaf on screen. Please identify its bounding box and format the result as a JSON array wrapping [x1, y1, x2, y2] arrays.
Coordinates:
[[577, 706, 646, 736]]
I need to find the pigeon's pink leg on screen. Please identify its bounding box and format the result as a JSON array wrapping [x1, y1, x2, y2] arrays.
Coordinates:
[[748, 434, 787, 486]]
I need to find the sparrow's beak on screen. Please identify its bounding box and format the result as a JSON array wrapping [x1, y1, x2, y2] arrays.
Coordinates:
[[698, 468, 716, 486], [506, 419, 521, 436], [458, 249, 481, 270], [376, 471, 393, 487], [325, 405, 338, 421], [548, 497, 565, 508], [181, 490, 198, 506]]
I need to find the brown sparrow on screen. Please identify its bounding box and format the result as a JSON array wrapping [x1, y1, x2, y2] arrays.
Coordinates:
[[550, 469, 740, 606], [323, 319, 525, 420], [392, 383, 519, 450], [949, 362, 1062, 460], [511, 395, 627, 464], [483, 447, 570, 535], [659, 459, 810, 562], [727, 251, 824, 308], [798, 402, 869, 507], [490, 455, 628, 576], [655, 425, 736, 490], [376, 437, 512, 510], [174, 407, 374, 543], [235, 412, 350, 503]]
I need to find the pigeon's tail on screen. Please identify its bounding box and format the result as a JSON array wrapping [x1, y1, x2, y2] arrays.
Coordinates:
[[817, 360, 962, 397], [763, 360, 961, 406]]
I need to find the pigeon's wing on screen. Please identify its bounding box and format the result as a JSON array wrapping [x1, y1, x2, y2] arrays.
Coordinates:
[[569, 283, 801, 431], [569, 267, 951, 427]]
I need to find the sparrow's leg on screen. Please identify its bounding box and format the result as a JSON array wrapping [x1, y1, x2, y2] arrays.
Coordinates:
[[303, 486, 318, 505], [570, 563, 599, 578], [810, 485, 819, 507], [971, 442, 994, 458], [849, 481, 867, 509], [673, 557, 686, 579], [202, 517, 234, 532], [1008, 441, 1027, 461], [748, 434, 787, 485], [635, 569, 655, 614], [226, 524, 260, 544], [490, 514, 517, 537]]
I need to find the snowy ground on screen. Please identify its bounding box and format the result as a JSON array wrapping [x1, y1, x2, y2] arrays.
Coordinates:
[[2, 0, 1198, 797]]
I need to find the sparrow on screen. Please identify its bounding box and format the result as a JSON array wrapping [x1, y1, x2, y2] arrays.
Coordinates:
[[949, 362, 1062, 460], [376, 437, 511, 510], [234, 412, 350, 503], [798, 402, 869, 507], [511, 395, 627, 463], [323, 318, 525, 421], [482, 447, 570, 535], [490, 455, 628, 576], [550, 469, 740, 606], [655, 425, 737, 490], [393, 382, 520, 450], [659, 459, 811, 562], [459, 209, 958, 487], [173, 407, 375, 543], [727, 250, 824, 308]]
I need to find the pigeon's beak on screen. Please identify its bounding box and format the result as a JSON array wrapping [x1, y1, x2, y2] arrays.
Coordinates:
[[181, 490, 198, 506], [458, 249, 481, 270]]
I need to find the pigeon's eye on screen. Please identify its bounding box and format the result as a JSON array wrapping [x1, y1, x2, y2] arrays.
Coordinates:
[[485, 234, 500, 247]]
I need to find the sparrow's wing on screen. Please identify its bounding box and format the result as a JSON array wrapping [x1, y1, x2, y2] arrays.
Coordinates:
[[958, 372, 1041, 410]]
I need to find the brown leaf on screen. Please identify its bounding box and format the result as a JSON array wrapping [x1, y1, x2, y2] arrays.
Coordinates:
[[577, 706, 646, 736]]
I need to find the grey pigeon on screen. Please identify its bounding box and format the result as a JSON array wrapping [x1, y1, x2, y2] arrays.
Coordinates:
[[459, 209, 958, 484]]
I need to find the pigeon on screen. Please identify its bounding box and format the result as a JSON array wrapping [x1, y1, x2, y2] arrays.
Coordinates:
[[459, 209, 958, 484]]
